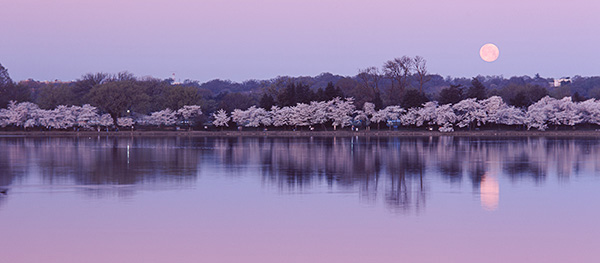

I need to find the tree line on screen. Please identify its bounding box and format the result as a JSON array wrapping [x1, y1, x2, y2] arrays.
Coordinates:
[[3, 94, 600, 132], [2, 57, 600, 131]]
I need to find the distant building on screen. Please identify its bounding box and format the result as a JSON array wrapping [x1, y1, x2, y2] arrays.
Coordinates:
[[551, 77, 572, 87], [37, 79, 74, 84], [171, 73, 181, 85]]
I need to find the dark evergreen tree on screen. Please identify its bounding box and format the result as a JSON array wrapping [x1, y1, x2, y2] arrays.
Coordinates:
[[217, 92, 254, 113], [315, 88, 327, 101], [0, 63, 15, 108], [373, 91, 384, 110], [277, 82, 316, 106], [0, 63, 32, 108], [259, 93, 275, 109], [502, 84, 548, 108], [323, 82, 343, 100], [335, 87, 344, 98], [400, 89, 428, 109], [465, 78, 487, 100], [294, 83, 315, 103], [0, 63, 12, 88], [438, 85, 464, 105], [277, 83, 296, 106], [572, 92, 586, 102], [324, 82, 337, 100], [509, 91, 529, 108]]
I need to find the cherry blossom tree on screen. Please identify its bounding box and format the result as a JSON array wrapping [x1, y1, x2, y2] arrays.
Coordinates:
[[177, 105, 203, 120], [354, 110, 368, 128], [577, 99, 600, 125], [370, 108, 387, 130], [98, 114, 114, 128], [75, 104, 100, 130], [271, 106, 294, 128], [309, 101, 329, 129], [479, 96, 525, 127], [245, 106, 271, 128], [142, 109, 177, 127], [53, 105, 77, 129], [23, 118, 38, 129], [177, 105, 203, 129], [372, 105, 404, 129], [494, 105, 525, 126], [22, 107, 47, 129], [479, 96, 505, 124], [406, 101, 456, 131], [88, 113, 114, 131], [290, 103, 312, 129], [453, 98, 486, 129], [435, 104, 457, 132], [256, 107, 273, 128], [36, 108, 56, 129], [361, 102, 376, 129], [400, 107, 419, 126], [117, 117, 135, 128], [552, 97, 582, 127], [231, 108, 247, 127], [363, 102, 376, 117], [212, 109, 230, 130], [526, 96, 556, 130], [414, 101, 438, 127], [1, 101, 41, 128], [229, 106, 272, 129], [327, 97, 355, 130]]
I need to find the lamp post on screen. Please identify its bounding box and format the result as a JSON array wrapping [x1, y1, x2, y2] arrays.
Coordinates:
[[126, 109, 133, 131]]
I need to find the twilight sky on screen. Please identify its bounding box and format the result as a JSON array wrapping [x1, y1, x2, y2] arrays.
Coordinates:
[[1, 0, 598, 82]]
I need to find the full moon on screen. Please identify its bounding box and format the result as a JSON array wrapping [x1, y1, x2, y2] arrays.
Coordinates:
[[480, 43, 499, 62]]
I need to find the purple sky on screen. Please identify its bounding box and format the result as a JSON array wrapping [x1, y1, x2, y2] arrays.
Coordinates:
[[1, 0, 598, 82]]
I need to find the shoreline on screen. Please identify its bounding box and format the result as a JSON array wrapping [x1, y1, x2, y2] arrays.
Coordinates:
[[1, 130, 600, 137]]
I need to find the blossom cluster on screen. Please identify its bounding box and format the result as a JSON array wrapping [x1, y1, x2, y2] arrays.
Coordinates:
[[221, 97, 355, 130], [214, 96, 599, 132], [0, 102, 202, 130], [1, 95, 598, 132]]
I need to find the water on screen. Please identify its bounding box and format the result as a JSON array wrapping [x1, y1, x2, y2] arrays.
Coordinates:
[[0, 136, 599, 262]]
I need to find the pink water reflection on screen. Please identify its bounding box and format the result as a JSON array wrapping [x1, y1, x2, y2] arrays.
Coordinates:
[[0, 137, 599, 262], [480, 173, 499, 211]]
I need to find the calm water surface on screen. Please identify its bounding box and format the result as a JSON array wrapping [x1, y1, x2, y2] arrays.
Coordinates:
[[0, 136, 599, 263]]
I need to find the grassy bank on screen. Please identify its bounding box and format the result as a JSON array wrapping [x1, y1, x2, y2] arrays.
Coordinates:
[[1, 129, 599, 137]]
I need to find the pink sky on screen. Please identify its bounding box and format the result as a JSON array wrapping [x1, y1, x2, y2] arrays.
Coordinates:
[[1, 0, 598, 82]]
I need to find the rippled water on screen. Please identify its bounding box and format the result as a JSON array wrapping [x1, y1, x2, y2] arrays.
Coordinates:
[[1, 136, 599, 262]]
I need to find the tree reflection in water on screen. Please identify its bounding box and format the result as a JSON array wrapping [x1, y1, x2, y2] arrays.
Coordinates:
[[0, 137, 201, 199], [211, 136, 600, 213], [1, 136, 600, 212]]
